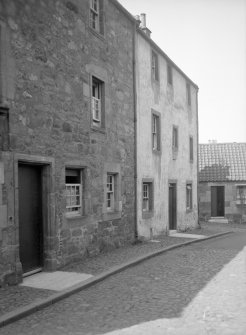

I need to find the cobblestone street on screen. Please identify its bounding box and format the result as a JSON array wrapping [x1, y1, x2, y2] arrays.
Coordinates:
[[1, 228, 246, 335]]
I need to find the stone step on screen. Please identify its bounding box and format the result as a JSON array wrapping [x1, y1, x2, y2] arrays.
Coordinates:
[[208, 217, 229, 224]]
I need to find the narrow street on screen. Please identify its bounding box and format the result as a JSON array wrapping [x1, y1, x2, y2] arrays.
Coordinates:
[[1, 231, 246, 335]]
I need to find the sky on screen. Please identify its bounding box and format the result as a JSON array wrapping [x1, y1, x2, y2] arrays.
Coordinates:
[[119, 0, 246, 144]]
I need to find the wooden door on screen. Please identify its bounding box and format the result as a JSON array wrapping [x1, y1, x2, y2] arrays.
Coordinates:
[[19, 164, 43, 273], [211, 186, 225, 217], [169, 183, 177, 229]]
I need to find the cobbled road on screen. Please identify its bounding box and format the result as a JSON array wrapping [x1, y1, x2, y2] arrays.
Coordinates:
[[2, 231, 246, 335]]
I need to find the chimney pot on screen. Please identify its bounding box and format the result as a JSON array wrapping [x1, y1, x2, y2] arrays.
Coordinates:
[[140, 13, 146, 28]]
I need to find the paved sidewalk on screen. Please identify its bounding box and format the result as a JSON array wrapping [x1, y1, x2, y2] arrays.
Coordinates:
[[0, 222, 241, 326]]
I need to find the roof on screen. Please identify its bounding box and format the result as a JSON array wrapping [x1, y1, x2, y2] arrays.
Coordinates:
[[199, 143, 246, 182]]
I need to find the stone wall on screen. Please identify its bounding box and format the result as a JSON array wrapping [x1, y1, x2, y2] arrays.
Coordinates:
[[199, 182, 246, 223], [0, 0, 135, 285]]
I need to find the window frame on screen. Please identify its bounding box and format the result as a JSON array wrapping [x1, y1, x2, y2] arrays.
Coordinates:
[[65, 168, 83, 216], [152, 110, 161, 152], [106, 173, 115, 211], [142, 178, 154, 219], [189, 136, 194, 162], [236, 185, 246, 205], [186, 183, 193, 211], [167, 64, 173, 86], [89, 0, 104, 36], [172, 126, 178, 150], [91, 76, 105, 129], [151, 50, 159, 82], [186, 82, 191, 106]]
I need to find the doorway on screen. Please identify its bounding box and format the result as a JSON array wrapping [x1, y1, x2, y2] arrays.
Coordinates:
[[211, 186, 225, 217], [19, 164, 43, 273], [169, 183, 177, 230]]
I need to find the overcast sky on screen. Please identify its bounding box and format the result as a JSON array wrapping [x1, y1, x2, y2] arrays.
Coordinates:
[[119, 0, 246, 144]]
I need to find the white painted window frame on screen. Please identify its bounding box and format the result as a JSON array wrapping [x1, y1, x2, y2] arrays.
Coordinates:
[[143, 183, 150, 212], [107, 174, 115, 211], [90, 0, 99, 32]]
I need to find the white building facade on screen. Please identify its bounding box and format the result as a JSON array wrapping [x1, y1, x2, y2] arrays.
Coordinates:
[[135, 21, 199, 239]]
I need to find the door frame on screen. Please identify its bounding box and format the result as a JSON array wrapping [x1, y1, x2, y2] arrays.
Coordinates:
[[168, 180, 177, 230], [14, 154, 55, 275], [211, 185, 225, 217]]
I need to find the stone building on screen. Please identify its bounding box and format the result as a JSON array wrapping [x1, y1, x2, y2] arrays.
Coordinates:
[[0, 0, 136, 285], [199, 142, 246, 224], [135, 15, 199, 239]]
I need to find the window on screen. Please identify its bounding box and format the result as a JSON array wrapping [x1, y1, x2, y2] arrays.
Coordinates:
[[189, 136, 194, 162], [142, 179, 154, 218], [172, 126, 178, 150], [92, 76, 104, 127], [90, 0, 104, 35], [186, 184, 192, 210], [186, 82, 191, 106], [65, 169, 82, 215], [106, 174, 115, 211], [236, 185, 246, 205], [143, 183, 150, 212], [152, 112, 160, 151], [151, 51, 159, 81], [167, 64, 173, 86]]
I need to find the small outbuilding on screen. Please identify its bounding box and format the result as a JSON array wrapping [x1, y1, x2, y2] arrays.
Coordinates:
[[199, 142, 246, 224]]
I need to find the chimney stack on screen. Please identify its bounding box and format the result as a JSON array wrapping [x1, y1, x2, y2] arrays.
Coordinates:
[[139, 13, 151, 38]]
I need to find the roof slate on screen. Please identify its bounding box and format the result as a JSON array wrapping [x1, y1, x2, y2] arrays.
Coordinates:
[[199, 143, 246, 182]]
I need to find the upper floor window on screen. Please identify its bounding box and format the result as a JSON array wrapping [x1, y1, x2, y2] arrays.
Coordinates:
[[186, 82, 191, 106], [172, 126, 178, 150], [152, 111, 161, 152], [92, 76, 104, 128], [151, 51, 159, 81], [167, 64, 173, 86], [90, 0, 104, 35], [65, 169, 82, 215], [189, 136, 194, 162]]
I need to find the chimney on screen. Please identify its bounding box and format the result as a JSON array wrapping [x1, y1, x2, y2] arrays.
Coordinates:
[[134, 15, 141, 28], [139, 13, 151, 38]]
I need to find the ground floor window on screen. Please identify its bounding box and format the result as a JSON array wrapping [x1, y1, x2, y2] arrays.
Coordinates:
[[236, 185, 246, 205], [186, 183, 192, 210], [142, 180, 154, 218], [106, 174, 115, 211], [65, 169, 82, 215]]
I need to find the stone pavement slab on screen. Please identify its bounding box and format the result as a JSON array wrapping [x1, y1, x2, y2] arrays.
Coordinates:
[[20, 271, 94, 291], [170, 233, 206, 239]]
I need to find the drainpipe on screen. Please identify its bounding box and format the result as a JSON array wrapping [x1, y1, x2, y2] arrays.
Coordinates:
[[196, 88, 200, 227], [132, 19, 138, 240]]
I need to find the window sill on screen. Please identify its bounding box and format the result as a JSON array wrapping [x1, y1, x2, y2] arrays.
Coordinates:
[[236, 201, 246, 206], [91, 125, 106, 134], [66, 213, 84, 220], [152, 148, 161, 155], [142, 211, 154, 219], [172, 149, 178, 160], [102, 211, 122, 221], [89, 26, 105, 41]]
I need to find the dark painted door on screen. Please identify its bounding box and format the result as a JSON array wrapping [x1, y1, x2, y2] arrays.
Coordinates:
[[169, 183, 177, 229], [211, 186, 225, 217], [19, 164, 43, 273]]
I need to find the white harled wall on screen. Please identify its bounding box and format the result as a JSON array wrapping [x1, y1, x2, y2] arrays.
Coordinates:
[[136, 32, 199, 239]]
